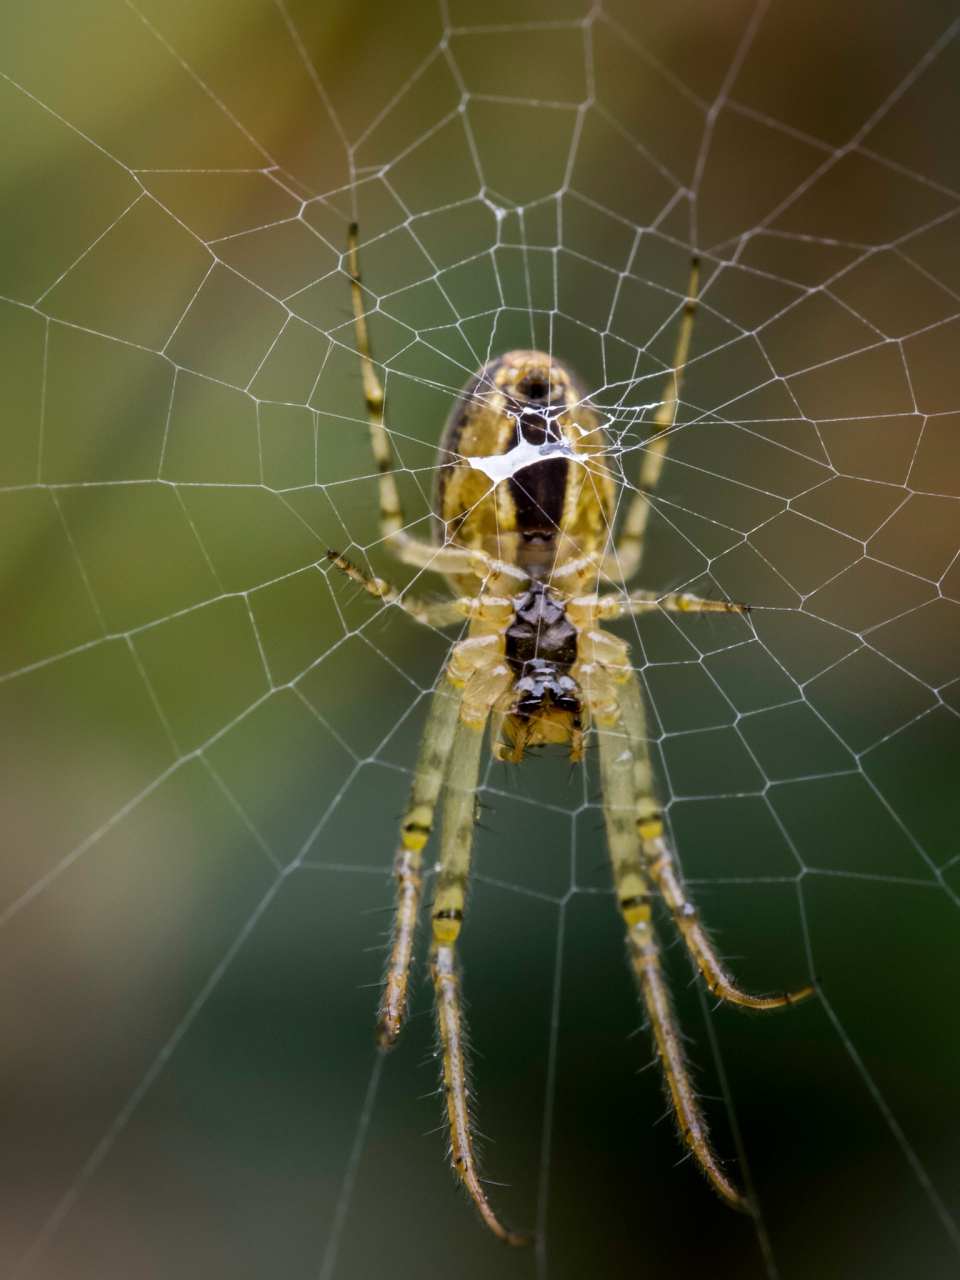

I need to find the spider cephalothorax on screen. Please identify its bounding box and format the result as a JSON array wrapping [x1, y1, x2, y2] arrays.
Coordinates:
[[330, 225, 814, 1246], [497, 582, 583, 762]]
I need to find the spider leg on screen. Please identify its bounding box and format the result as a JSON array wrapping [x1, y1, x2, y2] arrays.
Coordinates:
[[347, 224, 440, 568], [645, 836, 815, 1010], [594, 677, 747, 1210], [348, 229, 538, 589], [602, 257, 700, 585], [430, 708, 531, 1247], [326, 550, 464, 627], [614, 672, 815, 1012], [377, 610, 517, 1049], [377, 674, 463, 1048], [601, 588, 747, 617]]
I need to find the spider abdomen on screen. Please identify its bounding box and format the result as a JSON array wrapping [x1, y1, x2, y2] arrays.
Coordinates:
[[433, 350, 616, 591]]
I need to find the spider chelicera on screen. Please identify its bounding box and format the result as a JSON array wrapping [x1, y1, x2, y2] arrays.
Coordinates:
[[328, 225, 813, 1245]]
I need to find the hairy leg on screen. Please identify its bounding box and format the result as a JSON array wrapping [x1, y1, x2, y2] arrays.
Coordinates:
[[430, 712, 531, 1246], [377, 676, 463, 1047], [346, 225, 438, 567], [602, 257, 701, 584], [614, 671, 813, 1009], [573, 588, 748, 621], [326, 550, 464, 627], [645, 835, 815, 1010], [595, 696, 747, 1209]]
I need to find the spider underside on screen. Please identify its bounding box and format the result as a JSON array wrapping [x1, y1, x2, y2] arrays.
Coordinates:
[[331, 225, 814, 1245]]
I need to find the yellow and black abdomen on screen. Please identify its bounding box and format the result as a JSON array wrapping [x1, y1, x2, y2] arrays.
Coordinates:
[[433, 350, 616, 587]]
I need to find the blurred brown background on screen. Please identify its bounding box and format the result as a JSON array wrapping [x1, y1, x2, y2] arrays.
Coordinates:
[[0, 1, 959, 1277]]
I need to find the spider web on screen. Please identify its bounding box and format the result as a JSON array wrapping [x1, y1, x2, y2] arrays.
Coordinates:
[[1, 0, 959, 1277]]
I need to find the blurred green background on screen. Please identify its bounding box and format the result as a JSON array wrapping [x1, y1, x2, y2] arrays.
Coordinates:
[[1, 0, 959, 1277]]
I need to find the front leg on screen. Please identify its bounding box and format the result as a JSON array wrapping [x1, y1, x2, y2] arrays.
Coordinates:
[[602, 256, 700, 584], [568, 588, 747, 625], [326, 550, 463, 627], [347, 227, 532, 591]]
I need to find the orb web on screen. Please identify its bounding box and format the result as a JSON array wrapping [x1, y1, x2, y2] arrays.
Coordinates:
[[0, 1, 959, 1277]]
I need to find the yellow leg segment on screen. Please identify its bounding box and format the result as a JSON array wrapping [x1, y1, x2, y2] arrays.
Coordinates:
[[347, 224, 448, 569], [632, 926, 747, 1210], [613, 667, 814, 1012], [347, 225, 404, 545], [430, 714, 531, 1246], [620, 589, 746, 615], [326, 550, 464, 628], [603, 257, 701, 584], [377, 676, 462, 1048], [567, 589, 747, 625], [596, 702, 748, 1210], [644, 834, 815, 1011]]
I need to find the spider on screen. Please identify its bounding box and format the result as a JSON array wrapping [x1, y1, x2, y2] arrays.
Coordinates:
[[328, 225, 814, 1245]]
